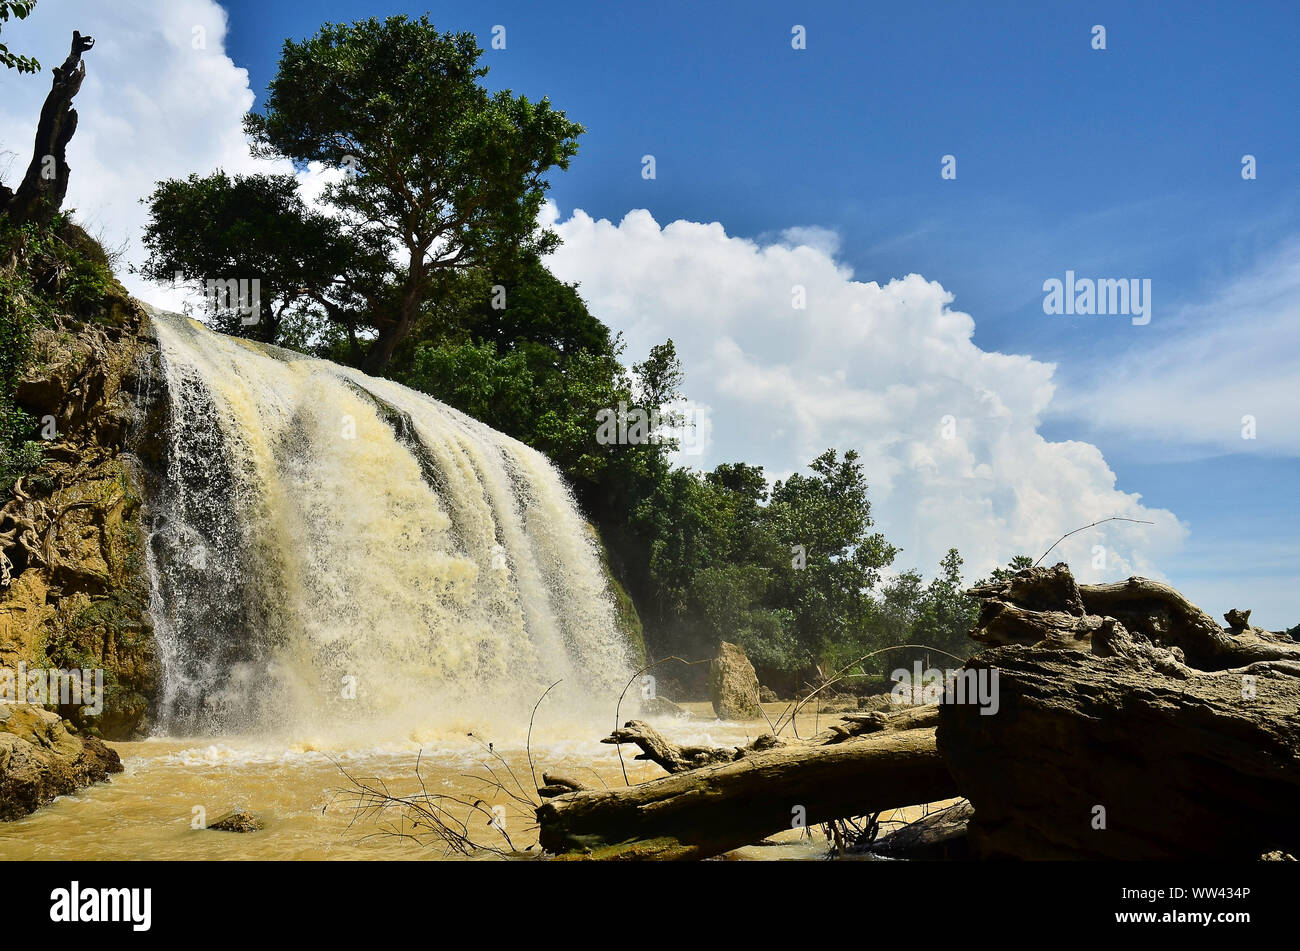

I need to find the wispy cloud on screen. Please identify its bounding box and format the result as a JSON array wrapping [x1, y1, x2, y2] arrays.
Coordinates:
[[1052, 239, 1300, 456]]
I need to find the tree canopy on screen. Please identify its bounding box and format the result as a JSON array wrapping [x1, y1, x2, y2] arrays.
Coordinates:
[[242, 14, 583, 371], [140, 171, 386, 348]]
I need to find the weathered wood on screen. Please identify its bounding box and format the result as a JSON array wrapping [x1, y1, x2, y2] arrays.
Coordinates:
[[943, 563, 1300, 860], [537, 726, 957, 860], [600, 719, 787, 773], [3, 31, 94, 226], [537, 772, 589, 799], [940, 646, 1300, 859], [866, 800, 972, 860], [817, 703, 939, 742], [968, 563, 1300, 670], [1078, 576, 1300, 669]]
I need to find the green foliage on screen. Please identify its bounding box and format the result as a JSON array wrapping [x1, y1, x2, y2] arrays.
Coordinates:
[[764, 449, 898, 666], [982, 553, 1035, 583], [0, 214, 119, 489], [400, 335, 628, 486], [632, 340, 685, 413], [140, 171, 380, 346], [0, 0, 39, 74], [912, 549, 980, 663], [0, 266, 38, 488], [242, 13, 584, 369]]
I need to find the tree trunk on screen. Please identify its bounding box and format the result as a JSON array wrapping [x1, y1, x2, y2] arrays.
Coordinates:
[[939, 645, 1300, 859], [3, 32, 94, 227], [866, 799, 972, 860], [942, 564, 1300, 859], [361, 262, 425, 374], [536, 726, 956, 860]]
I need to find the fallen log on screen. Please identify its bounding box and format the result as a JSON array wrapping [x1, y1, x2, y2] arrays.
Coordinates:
[[1079, 577, 1300, 669], [536, 772, 589, 799], [819, 702, 939, 742], [600, 719, 786, 773], [865, 800, 973, 860], [598, 703, 938, 774], [537, 726, 957, 860], [968, 563, 1300, 670], [942, 564, 1300, 859]]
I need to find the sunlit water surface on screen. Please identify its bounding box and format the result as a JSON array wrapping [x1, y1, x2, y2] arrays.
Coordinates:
[[2, 706, 921, 860]]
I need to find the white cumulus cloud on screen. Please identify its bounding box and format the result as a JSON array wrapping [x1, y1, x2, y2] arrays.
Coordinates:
[[542, 204, 1188, 583]]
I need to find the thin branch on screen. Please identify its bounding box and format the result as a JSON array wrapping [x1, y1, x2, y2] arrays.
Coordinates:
[[526, 680, 561, 796], [1033, 516, 1154, 567]]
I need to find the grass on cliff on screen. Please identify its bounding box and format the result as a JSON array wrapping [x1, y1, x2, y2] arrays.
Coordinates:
[[0, 213, 121, 489]]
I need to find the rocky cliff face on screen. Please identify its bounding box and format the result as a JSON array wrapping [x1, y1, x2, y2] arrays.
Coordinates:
[[0, 284, 160, 741], [0, 701, 122, 820]]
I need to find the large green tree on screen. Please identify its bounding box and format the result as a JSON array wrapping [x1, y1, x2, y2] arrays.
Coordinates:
[[140, 172, 385, 348], [243, 14, 584, 372], [764, 449, 898, 668]]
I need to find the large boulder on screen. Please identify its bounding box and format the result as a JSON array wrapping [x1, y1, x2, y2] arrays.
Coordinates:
[[0, 702, 122, 820], [710, 641, 761, 720]]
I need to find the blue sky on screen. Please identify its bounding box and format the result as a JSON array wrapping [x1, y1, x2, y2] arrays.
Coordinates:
[[4, 0, 1295, 624], [221, 0, 1299, 623]]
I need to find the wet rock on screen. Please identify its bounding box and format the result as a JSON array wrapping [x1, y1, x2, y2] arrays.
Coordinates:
[[0, 703, 122, 820], [639, 696, 684, 717], [758, 686, 778, 703], [208, 810, 266, 833], [710, 641, 761, 720]]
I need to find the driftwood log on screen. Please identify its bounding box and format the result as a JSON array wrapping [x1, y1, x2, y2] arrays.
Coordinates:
[[866, 799, 973, 860], [538, 563, 1298, 860], [537, 717, 956, 860], [941, 564, 1300, 859]]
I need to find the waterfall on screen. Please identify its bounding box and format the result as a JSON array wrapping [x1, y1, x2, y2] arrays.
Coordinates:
[[141, 310, 632, 738]]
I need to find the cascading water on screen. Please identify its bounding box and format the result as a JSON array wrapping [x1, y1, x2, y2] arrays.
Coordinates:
[[142, 310, 632, 739]]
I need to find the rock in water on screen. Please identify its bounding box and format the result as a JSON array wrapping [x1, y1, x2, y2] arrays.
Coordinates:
[[639, 696, 684, 718], [208, 810, 266, 832], [0, 703, 122, 820], [710, 641, 761, 720]]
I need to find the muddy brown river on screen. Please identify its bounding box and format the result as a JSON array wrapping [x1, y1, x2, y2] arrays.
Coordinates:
[[4, 704, 934, 860]]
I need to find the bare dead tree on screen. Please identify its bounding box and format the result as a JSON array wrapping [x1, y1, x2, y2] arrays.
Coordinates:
[[2, 30, 94, 226]]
